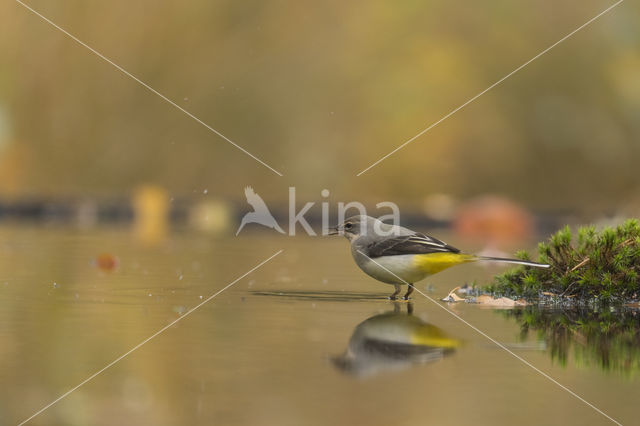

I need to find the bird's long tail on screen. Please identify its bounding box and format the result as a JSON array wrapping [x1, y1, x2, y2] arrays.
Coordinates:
[[476, 256, 550, 268]]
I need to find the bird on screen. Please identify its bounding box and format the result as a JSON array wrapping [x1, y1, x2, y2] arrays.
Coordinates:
[[236, 186, 285, 235], [329, 215, 549, 300], [332, 303, 459, 377]]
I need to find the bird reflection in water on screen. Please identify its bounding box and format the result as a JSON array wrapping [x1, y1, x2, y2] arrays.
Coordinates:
[[332, 303, 460, 377]]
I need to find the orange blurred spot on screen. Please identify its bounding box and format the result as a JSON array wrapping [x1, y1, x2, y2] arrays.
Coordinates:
[[454, 196, 534, 244], [95, 253, 119, 271]]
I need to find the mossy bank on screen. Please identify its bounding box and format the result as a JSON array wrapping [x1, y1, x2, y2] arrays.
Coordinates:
[[485, 219, 640, 303]]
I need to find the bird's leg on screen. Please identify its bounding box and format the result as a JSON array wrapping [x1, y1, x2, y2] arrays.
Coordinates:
[[403, 284, 414, 300], [389, 284, 401, 300], [406, 302, 414, 315]]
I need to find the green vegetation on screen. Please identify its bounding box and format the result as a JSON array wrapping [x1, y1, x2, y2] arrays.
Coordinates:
[[486, 219, 640, 302], [500, 307, 640, 377]]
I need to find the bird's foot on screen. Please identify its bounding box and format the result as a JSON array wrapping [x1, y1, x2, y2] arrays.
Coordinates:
[[402, 284, 415, 300], [388, 284, 402, 300]]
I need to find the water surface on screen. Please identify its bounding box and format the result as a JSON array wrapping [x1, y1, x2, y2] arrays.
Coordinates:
[[0, 227, 637, 425]]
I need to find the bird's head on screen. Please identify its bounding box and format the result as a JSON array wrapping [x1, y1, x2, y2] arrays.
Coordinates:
[[328, 215, 382, 241]]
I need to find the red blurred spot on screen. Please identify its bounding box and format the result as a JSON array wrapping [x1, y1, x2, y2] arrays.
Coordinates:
[[95, 253, 119, 271], [454, 196, 534, 244]]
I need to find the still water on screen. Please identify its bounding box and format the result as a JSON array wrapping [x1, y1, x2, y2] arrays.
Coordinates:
[[0, 227, 638, 425]]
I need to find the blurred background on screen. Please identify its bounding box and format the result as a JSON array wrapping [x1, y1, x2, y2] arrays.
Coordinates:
[[3, 2, 640, 425], [1, 0, 639, 231]]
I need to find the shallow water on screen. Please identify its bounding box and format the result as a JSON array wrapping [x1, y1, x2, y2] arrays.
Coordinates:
[[0, 227, 638, 425]]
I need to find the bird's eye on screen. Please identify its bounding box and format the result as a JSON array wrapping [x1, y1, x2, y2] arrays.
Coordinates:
[[344, 223, 353, 230]]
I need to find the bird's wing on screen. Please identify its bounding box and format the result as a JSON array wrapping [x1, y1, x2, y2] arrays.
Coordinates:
[[244, 186, 269, 211], [366, 233, 460, 258]]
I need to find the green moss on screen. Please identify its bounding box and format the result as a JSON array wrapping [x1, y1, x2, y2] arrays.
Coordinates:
[[485, 219, 640, 302], [500, 307, 640, 377]]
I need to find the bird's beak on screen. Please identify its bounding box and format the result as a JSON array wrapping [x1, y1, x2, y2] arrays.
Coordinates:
[[327, 225, 341, 236]]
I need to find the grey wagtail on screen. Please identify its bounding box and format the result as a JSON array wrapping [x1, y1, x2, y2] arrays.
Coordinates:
[[332, 303, 459, 376], [329, 215, 549, 300]]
